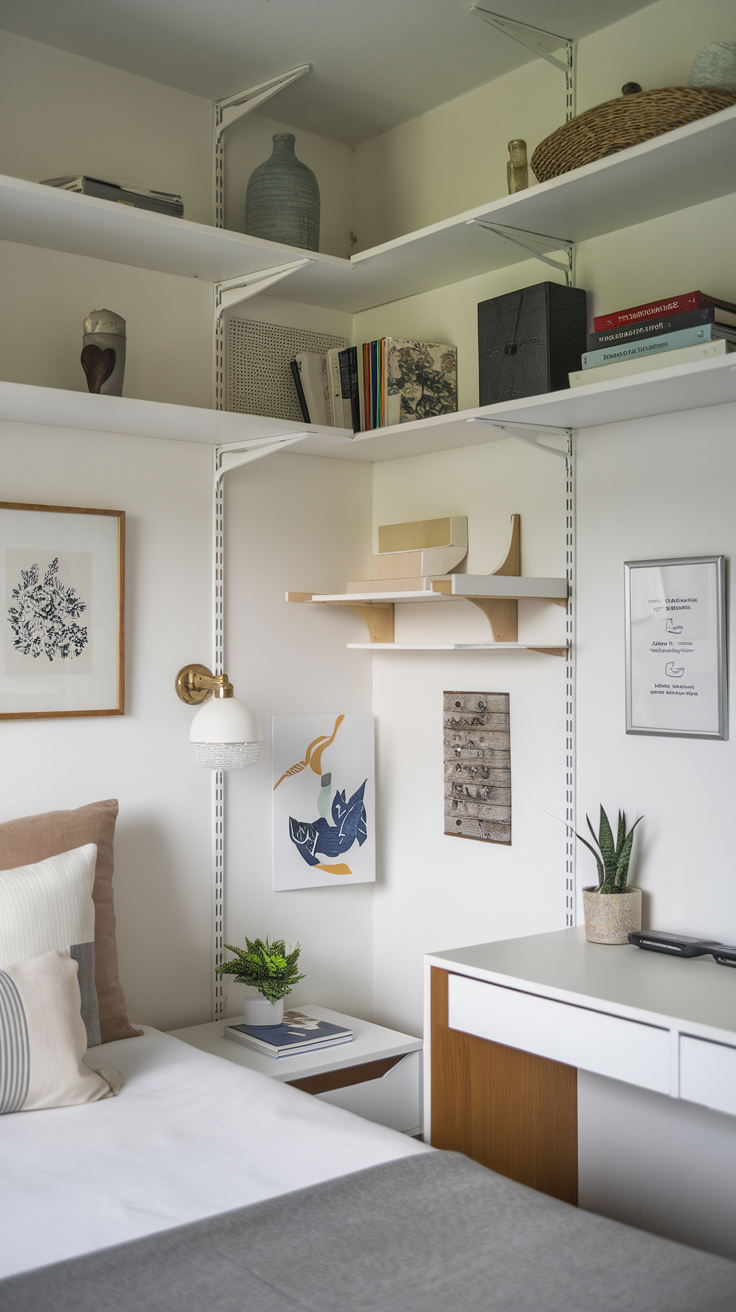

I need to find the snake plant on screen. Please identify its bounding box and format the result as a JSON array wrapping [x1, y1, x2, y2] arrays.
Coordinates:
[[576, 807, 642, 894]]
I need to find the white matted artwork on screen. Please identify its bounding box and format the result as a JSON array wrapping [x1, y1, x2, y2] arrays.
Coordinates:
[[0, 502, 124, 719], [272, 713, 375, 891]]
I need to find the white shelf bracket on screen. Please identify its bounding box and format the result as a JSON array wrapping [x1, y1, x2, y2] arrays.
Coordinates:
[[214, 260, 312, 325], [214, 65, 311, 228], [470, 7, 576, 120], [468, 220, 575, 286], [467, 417, 571, 459], [215, 432, 311, 483]]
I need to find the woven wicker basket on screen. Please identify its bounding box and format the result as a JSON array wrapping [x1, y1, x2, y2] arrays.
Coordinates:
[[531, 87, 736, 183]]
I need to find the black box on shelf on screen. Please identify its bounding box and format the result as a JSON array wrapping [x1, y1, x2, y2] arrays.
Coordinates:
[[478, 282, 587, 404]]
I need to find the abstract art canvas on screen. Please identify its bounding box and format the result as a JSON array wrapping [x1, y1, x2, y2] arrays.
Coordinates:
[[443, 692, 511, 844], [272, 713, 375, 891], [0, 502, 124, 719]]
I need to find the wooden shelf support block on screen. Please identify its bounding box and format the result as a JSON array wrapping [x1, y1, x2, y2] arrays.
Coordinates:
[[467, 596, 518, 642], [339, 603, 394, 644], [494, 513, 521, 577], [287, 592, 394, 644]]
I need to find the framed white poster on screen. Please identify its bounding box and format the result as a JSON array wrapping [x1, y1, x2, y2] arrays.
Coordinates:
[[625, 556, 727, 739], [0, 502, 125, 719], [272, 713, 375, 891]]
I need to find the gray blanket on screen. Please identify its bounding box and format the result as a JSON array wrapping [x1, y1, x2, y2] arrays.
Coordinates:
[[3, 1150, 736, 1310]]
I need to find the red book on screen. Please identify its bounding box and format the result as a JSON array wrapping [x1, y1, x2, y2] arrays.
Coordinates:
[[594, 291, 736, 332]]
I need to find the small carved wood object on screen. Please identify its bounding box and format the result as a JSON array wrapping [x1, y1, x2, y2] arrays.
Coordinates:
[[507, 139, 529, 194], [81, 344, 116, 394]]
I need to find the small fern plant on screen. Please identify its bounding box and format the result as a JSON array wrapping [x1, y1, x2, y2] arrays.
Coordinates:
[[576, 807, 642, 895], [216, 936, 305, 1002]]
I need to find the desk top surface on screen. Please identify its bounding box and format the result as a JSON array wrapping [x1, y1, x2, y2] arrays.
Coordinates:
[[427, 927, 736, 1040]]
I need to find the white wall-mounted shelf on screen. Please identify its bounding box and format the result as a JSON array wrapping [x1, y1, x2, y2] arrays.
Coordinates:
[[1, 104, 735, 313], [3, 352, 735, 458], [348, 643, 567, 655]]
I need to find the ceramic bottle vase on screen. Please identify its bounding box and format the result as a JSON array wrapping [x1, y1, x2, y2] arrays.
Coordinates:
[[245, 133, 320, 252]]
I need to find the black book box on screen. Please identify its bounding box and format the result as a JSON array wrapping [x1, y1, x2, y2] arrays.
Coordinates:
[[478, 282, 587, 404]]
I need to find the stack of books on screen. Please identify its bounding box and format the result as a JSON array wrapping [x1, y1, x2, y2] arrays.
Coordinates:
[[41, 175, 184, 218], [291, 347, 361, 431], [569, 291, 736, 388], [223, 1009, 353, 1059], [362, 337, 457, 430], [290, 338, 457, 432]]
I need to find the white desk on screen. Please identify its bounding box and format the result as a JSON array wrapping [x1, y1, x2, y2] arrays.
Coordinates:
[[169, 1004, 423, 1136], [424, 928, 736, 1202]]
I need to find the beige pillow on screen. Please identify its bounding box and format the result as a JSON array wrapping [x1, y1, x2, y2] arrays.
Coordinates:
[[0, 949, 120, 1113], [0, 844, 100, 1047], [0, 800, 139, 1043]]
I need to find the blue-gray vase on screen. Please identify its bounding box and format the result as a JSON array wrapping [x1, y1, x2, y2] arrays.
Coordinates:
[[245, 133, 320, 252]]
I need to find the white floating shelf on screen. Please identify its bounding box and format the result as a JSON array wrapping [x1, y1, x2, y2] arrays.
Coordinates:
[[347, 643, 567, 652], [1, 104, 735, 313], [2, 353, 735, 455], [0, 380, 352, 447], [312, 577, 567, 604]]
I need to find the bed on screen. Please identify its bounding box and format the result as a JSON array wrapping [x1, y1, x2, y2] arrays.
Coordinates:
[[3, 1024, 736, 1309], [2, 803, 736, 1309]]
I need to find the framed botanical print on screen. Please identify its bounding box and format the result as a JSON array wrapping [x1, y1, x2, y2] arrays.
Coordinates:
[[0, 502, 124, 719], [625, 555, 727, 740]]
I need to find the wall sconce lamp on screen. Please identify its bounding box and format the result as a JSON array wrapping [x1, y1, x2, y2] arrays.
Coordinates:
[[175, 664, 262, 770]]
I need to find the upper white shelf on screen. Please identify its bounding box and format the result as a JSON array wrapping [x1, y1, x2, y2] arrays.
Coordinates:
[[1, 104, 735, 313], [2, 351, 736, 457]]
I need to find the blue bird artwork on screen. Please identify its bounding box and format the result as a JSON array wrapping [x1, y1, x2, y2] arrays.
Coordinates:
[[273, 714, 368, 876]]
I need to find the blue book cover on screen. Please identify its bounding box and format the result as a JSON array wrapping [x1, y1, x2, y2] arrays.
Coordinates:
[[582, 324, 717, 369], [225, 1009, 352, 1051]]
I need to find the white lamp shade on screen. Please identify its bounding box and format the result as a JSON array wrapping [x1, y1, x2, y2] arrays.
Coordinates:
[[189, 696, 262, 770]]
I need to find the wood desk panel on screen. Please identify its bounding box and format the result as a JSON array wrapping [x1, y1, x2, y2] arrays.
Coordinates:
[[431, 966, 578, 1204]]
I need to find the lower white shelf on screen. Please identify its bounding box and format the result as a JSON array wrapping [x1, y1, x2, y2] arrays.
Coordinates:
[[347, 642, 568, 654]]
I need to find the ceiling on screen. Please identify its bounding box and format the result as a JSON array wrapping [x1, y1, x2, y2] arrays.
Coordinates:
[[0, 0, 658, 144]]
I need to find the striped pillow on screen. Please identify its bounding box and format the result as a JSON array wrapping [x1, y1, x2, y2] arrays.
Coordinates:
[[0, 949, 119, 1114], [0, 845, 100, 1047]]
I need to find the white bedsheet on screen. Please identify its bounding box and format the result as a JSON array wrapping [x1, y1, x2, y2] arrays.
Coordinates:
[[0, 1025, 428, 1278]]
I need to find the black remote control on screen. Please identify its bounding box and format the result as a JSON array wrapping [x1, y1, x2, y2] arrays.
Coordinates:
[[710, 945, 736, 968], [628, 930, 723, 957]]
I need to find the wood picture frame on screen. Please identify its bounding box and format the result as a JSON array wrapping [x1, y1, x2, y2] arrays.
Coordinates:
[[0, 501, 124, 719], [624, 555, 727, 740]]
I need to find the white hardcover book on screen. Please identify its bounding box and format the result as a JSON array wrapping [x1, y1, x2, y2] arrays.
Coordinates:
[[320, 354, 333, 427], [295, 354, 329, 425], [569, 338, 732, 387], [327, 348, 348, 428]]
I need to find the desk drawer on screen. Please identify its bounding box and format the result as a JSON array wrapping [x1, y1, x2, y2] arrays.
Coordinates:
[[680, 1035, 736, 1115], [448, 973, 670, 1094]]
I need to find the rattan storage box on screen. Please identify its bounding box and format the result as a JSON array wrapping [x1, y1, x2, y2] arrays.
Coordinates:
[[531, 87, 736, 183]]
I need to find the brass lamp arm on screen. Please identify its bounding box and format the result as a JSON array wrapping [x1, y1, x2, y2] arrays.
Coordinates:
[[175, 664, 234, 705]]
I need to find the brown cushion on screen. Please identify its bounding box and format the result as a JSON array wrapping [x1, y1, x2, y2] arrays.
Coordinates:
[[0, 800, 139, 1043]]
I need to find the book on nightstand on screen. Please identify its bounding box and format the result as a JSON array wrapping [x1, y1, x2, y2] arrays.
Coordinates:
[[223, 1009, 353, 1058]]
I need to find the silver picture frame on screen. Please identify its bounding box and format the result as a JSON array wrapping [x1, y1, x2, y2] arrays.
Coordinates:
[[624, 555, 727, 740]]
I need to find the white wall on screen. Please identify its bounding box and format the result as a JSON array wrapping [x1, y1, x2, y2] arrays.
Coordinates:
[[0, 420, 213, 1031], [221, 450, 374, 1019], [369, 439, 569, 1035]]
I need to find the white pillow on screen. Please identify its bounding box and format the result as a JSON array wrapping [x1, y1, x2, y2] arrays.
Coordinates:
[[0, 949, 120, 1114], [0, 844, 100, 1046]]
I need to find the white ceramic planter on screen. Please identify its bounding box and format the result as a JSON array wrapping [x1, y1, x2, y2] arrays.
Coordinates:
[[582, 887, 642, 944], [242, 995, 284, 1027]]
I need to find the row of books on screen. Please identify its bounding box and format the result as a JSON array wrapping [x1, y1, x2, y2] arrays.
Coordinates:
[[291, 338, 458, 432], [569, 290, 736, 388], [224, 1009, 352, 1059]]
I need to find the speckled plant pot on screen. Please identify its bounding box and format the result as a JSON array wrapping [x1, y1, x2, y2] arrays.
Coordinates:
[[245, 133, 320, 252], [242, 995, 284, 1027], [583, 887, 642, 944]]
